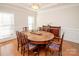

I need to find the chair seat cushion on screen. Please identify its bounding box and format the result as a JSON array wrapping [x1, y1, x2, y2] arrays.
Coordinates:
[[53, 39, 61, 44], [24, 43, 37, 50], [49, 43, 60, 51], [54, 36, 60, 39]]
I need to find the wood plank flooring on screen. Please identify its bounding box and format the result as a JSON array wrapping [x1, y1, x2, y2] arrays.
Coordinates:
[[0, 39, 79, 56]]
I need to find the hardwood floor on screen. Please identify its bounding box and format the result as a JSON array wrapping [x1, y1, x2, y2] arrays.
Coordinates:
[[0, 39, 79, 56]]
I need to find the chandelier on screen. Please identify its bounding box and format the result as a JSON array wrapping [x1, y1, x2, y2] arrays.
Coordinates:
[[32, 3, 40, 10]]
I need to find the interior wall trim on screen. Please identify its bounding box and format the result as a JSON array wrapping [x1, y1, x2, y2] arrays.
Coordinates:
[[62, 26, 79, 44]]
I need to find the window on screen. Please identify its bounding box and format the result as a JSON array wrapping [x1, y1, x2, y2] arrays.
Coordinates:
[[0, 12, 15, 39], [28, 16, 34, 31]]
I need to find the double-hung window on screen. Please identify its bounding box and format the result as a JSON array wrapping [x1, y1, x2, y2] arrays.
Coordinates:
[[0, 12, 15, 39]]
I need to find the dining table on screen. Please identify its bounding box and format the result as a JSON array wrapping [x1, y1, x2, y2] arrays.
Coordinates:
[[23, 31, 54, 44]]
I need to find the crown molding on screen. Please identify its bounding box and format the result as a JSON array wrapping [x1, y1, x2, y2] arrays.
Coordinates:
[[0, 3, 36, 14], [0, 3, 79, 13], [38, 3, 79, 13]]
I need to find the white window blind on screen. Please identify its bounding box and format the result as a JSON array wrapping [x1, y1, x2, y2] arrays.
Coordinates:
[[0, 12, 15, 39], [28, 16, 34, 31]]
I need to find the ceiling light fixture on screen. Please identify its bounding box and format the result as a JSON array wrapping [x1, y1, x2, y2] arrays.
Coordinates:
[[32, 3, 40, 10]]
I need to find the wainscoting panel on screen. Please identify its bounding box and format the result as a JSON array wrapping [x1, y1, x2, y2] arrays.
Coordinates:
[[62, 27, 79, 43]]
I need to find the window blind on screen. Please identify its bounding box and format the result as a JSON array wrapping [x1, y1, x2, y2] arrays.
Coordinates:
[[0, 12, 15, 39]]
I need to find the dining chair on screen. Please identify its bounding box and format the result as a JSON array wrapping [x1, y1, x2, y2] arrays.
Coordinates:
[[50, 26, 61, 41], [23, 27, 28, 32], [47, 25, 51, 29], [42, 25, 50, 32], [20, 32, 39, 56], [16, 31, 22, 51], [38, 27, 43, 31], [46, 33, 64, 56]]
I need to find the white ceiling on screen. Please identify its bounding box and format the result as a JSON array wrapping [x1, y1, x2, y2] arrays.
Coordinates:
[[8, 3, 58, 11], [0, 3, 79, 12]]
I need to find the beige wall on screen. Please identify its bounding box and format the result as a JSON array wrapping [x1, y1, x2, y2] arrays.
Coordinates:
[[37, 5, 79, 43]]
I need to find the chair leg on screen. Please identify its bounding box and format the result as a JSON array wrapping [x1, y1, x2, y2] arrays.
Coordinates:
[[22, 48, 25, 56], [50, 50, 54, 56], [49, 50, 52, 56], [21, 47, 22, 54], [33, 48, 39, 56], [35, 48, 39, 56], [22, 51, 25, 56], [28, 51, 29, 56], [27, 50, 29, 56], [21, 47, 25, 56], [17, 44, 19, 51], [60, 51, 62, 56], [37, 48, 39, 56], [45, 47, 48, 56], [58, 51, 62, 56], [21, 47, 24, 54], [49, 50, 55, 56], [58, 52, 60, 56]]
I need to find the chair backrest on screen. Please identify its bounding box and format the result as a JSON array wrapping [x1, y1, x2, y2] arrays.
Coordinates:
[[50, 26, 61, 37], [20, 32, 28, 45], [23, 27, 28, 31], [59, 33, 64, 51], [42, 25, 50, 32], [16, 32, 29, 53], [47, 25, 51, 28], [20, 32, 29, 51], [16, 31, 22, 44], [39, 27, 43, 31]]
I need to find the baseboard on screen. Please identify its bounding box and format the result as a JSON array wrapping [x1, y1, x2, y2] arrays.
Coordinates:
[[64, 39, 79, 44], [0, 38, 16, 46]]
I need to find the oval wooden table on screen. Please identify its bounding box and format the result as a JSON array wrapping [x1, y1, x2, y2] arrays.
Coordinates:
[[24, 31, 54, 44]]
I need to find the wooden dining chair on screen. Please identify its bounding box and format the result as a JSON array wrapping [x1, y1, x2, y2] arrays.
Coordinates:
[[46, 33, 64, 56], [20, 32, 39, 56], [47, 25, 51, 28], [38, 27, 43, 31], [16, 31, 22, 51], [23, 27, 28, 32], [42, 25, 50, 32], [50, 26, 61, 41]]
